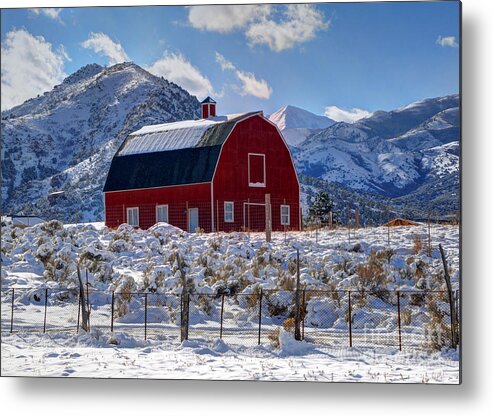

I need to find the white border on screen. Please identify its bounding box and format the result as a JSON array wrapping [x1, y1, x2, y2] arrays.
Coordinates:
[[126, 206, 139, 227], [155, 204, 168, 223], [280, 204, 290, 226], [224, 201, 234, 223], [248, 153, 266, 188]]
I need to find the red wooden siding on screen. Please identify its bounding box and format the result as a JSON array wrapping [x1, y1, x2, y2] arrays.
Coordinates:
[[105, 183, 212, 231], [212, 115, 300, 231]]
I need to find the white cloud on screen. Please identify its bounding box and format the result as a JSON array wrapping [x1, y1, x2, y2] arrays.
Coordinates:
[[30, 8, 63, 24], [215, 52, 235, 71], [215, 52, 272, 100], [246, 4, 329, 52], [324, 106, 372, 123], [146, 52, 213, 98], [188, 4, 328, 52], [82, 32, 129, 65], [1, 29, 67, 111], [187, 5, 271, 34], [436, 35, 458, 48], [236, 71, 272, 99]]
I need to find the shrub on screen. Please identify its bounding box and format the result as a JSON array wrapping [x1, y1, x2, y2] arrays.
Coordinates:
[[424, 295, 453, 351], [412, 234, 423, 255], [283, 317, 295, 333]]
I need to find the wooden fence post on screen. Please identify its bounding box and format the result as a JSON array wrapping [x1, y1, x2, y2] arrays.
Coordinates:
[[265, 194, 272, 243], [439, 244, 458, 348]]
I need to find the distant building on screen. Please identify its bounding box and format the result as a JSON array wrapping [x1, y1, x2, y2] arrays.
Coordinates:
[[2, 215, 45, 227], [103, 97, 300, 232]]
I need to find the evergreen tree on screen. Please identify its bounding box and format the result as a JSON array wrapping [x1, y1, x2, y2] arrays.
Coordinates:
[[308, 191, 333, 224]]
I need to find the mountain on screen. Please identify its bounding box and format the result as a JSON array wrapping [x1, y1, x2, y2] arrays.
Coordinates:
[[2, 63, 459, 222], [1, 62, 200, 221], [269, 105, 334, 147], [293, 94, 460, 213]]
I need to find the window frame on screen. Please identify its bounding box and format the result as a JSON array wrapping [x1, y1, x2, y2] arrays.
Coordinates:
[[224, 201, 234, 223], [126, 207, 139, 227], [280, 204, 290, 226], [248, 153, 266, 188], [155, 204, 169, 223]]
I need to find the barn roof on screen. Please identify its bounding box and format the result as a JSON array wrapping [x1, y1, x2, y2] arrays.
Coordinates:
[[118, 112, 260, 156], [201, 96, 216, 104], [104, 111, 262, 192]]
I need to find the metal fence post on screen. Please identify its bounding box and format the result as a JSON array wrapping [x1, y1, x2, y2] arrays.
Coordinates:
[[144, 293, 148, 340], [76, 293, 81, 333], [302, 289, 306, 340], [10, 288, 15, 333], [43, 288, 48, 333], [111, 291, 115, 332], [348, 290, 353, 347], [220, 293, 225, 339], [294, 248, 302, 340], [397, 290, 402, 351], [258, 289, 263, 345]]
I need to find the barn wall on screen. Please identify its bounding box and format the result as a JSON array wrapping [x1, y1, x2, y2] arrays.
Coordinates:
[[213, 115, 300, 231], [105, 183, 212, 231]]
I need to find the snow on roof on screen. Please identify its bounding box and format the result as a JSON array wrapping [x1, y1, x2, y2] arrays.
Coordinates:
[[119, 113, 255, 156]]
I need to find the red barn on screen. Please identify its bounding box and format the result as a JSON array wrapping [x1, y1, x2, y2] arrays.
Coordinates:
[[103, 97, 300, 232]]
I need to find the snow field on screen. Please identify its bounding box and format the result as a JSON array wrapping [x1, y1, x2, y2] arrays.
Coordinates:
[[1, 219, 460, 382]]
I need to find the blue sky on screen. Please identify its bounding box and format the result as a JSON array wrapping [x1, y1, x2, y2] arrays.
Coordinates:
[[1, 2, 460, 119]]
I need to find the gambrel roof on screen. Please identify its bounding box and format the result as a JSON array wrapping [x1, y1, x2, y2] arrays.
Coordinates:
[[103, 112, 261, 192]]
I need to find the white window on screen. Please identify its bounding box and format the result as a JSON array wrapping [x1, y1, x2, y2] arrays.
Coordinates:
[[224, 201, 234, 223], [248, 153, 266, 187], [280, 205, 290, 226], [127, 207, 139, 227], [156, 204, 169, 223]]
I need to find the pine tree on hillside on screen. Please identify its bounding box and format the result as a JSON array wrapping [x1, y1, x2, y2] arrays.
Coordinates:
[[308, 191, 333, 224]]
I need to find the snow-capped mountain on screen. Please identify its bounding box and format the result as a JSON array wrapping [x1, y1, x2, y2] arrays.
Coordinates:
[[2, 62, 200, 221], [1, 60, 459, 222], [269, 105, 335, 147], [294, 94, 459, 210]]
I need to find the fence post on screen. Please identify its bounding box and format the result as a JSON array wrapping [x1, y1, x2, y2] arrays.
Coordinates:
[[397, 290, 402, 351], [180, 293, 189, 342], [387, 208, 390, 246], [43, 288, 48, 333], [111, 291, 115, 332], [347, 204, 351, 245], [294, 249, 302, 340], [258, 289, 263, 345], [265, 194, 272, 243], [302, 289, 306, 340], [76, 293, 81, 333], [144, 293, 148, 340], [10, 288, 15, 333], [348, 290, 353, 347], [220, 293, 225, 339], [428, 209, 431, 257]]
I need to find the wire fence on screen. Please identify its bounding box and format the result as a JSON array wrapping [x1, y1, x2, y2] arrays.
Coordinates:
[[1, 286, 460, 353]]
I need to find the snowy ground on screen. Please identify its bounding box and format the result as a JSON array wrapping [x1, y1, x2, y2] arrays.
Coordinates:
[[1, 332, 459, 383], [1, 220, 460, 382]]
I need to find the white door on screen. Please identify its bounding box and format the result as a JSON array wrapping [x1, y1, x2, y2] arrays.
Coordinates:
[[188, 208, 199, 233]]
